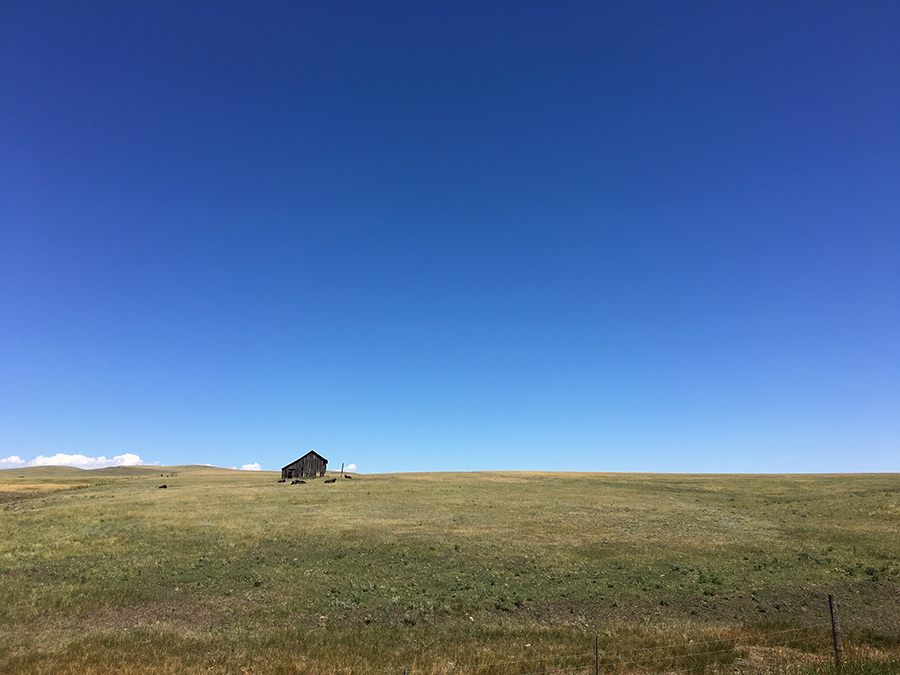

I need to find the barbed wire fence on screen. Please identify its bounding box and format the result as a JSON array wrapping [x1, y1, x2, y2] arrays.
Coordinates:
[[374, 595, 895, 675], [385, 622, 829, 675]]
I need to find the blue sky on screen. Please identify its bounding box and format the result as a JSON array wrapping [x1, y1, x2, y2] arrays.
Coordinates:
[[1, 1, 898, 473]]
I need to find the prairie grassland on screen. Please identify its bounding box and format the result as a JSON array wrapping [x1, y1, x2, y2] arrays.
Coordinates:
[[0, 468, 898, 674]]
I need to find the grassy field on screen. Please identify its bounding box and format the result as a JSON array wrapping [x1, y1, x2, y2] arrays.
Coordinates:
[[0, 467, 898, 674]]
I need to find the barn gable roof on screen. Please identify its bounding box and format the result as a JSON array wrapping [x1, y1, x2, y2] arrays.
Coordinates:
[[282, 450, 328, 470]]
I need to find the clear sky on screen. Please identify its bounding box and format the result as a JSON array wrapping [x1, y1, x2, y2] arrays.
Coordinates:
[[1, 1, 898, 474]]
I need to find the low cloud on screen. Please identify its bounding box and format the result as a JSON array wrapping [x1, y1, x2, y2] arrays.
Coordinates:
[[346, 464, 357, 472], [0, 453, 148, 470], [241, 463, 262, 471]]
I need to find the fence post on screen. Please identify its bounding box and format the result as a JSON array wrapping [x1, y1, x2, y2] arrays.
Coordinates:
[[594, 635, 599, 675], [828, 593, 843, 671]]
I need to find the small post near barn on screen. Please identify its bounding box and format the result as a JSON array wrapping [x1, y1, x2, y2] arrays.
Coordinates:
[[281, 451, 328, 480]]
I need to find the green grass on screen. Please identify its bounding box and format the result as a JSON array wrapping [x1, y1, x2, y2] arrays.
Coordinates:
[[0, 468, 898, 673]]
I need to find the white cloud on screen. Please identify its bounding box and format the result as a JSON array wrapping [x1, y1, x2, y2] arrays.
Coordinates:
[[1, 453, 146, 470], [0, 456, 26, 468], [346, 464, 357, 472], [241, 463, 262, 471]]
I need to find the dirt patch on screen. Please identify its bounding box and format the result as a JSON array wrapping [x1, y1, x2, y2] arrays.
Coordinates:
[[2, 568, 42, 576], [54, 597, 244, 635], [0, 492, 35, 504]]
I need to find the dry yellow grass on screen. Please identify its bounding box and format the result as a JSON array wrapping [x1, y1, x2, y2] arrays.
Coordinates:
[[1, 467, 898, 674], [0, 481, 95, 493]]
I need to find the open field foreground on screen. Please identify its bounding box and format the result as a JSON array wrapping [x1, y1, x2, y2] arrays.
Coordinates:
[[1, 468, 898, 674]]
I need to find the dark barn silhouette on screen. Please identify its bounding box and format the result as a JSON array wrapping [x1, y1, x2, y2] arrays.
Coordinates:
[[281, 451, 328, 480]]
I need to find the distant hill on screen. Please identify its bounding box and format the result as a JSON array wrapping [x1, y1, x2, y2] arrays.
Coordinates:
[[0, 464, 275, 478], [0, 466, 89, 478]]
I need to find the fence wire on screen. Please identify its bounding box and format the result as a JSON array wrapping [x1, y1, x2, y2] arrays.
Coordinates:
[[386, 620, 835, 675], [606, 621, 829, 654], [593, 622, 831, 675], [398, 650, 595, 675]]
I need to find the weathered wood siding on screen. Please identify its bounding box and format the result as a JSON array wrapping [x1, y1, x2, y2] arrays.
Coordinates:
[[281, 452, 327, 479]]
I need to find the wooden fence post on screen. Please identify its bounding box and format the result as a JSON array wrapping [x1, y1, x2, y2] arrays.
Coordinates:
[[594, 635, 599, 675], [828, 593, 843, 671]]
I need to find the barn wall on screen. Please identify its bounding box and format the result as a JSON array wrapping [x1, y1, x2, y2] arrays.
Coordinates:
[[281, 454, 327, 479]]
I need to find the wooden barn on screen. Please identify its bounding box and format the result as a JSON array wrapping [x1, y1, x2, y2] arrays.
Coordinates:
[[281, 451, 328, 479]]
